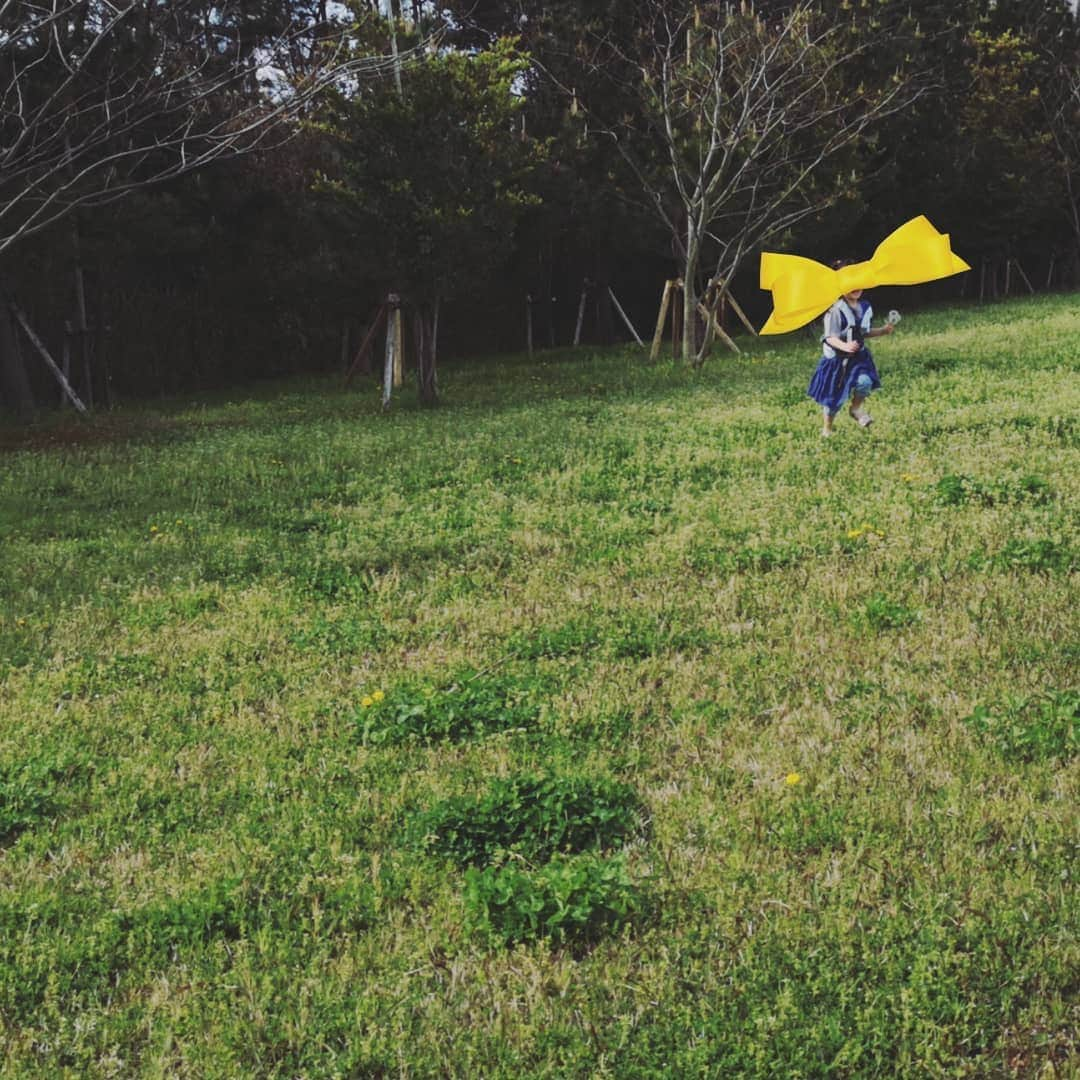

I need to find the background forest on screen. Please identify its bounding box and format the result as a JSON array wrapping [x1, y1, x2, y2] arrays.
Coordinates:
[[2, 0, 1079, 411]]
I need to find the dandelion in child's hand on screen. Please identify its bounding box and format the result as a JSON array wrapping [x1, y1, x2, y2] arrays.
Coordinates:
[[785, 772, 802, 787]]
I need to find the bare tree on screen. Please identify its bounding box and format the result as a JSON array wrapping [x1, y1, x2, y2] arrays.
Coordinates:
[[0, 1, 433, 412], [0, 1, 430, 258], [567, 1, 926, 364]]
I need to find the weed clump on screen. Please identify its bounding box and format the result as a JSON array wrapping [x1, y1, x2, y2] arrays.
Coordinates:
[[508, 613, 711, 662], [411, 773, 650, 947], [688, 542, 807, 575], [0, 766, 57, 843], [767, 792, 851, 855], [0, 753, 87, 843], [935, 473, 1053, 507], [859, 594, 920, 632], [993, 538, 1075, 574], [355, 669, 553, 745], [410, 773, 646, 867], [464, 852, 645, 947], [505, 619, 602, 660], [962, 691, 1078, 763]]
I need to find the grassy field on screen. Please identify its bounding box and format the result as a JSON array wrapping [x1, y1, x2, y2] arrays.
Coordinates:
[[1, 293, 1077, 1077]]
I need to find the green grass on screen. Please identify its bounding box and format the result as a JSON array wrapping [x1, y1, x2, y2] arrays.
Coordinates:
[[1, 293, 1078, 1076]]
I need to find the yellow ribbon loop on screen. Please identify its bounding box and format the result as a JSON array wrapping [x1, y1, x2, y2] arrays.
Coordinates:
[[759, 216, 970, 335]]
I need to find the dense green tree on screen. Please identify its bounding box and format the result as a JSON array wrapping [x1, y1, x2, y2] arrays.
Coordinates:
[[857, 0, 1077, 287], [437, 0, 662, 346], [1041, 11, 1080, 281], [314, 32, 543, 403], [954, 28, 1062, 263]]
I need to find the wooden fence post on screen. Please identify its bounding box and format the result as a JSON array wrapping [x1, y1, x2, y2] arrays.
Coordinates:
[[696, 298, 741, 356], [607, 287, 644, 346], [345, 304, 387, 386], [1011, 258, 1034, 295], [10, 301, 88, 414], [671, 279, 683, 359], [382, 292, 400, 412], [650, 280, 674, 361], [392, 302, 403, 388], [574, 284, 589, 346], [710, 277, 757, 336]]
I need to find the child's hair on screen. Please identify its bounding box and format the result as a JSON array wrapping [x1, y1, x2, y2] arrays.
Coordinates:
[[831, 257, 855, 271]]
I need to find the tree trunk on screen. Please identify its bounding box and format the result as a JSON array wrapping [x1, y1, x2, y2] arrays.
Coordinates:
[[95, 268, 113, 409], [0, 285, 34, 417], [1062, 168, 1080, 281], [682, 239, 700, 362], [693, 283, 718, 368], [538, 244, 556, 347], [593, 249, 615, 345], [416, 298, 439, 406], [72, 216, 93, 409], [61, 323, 72, 408], [682, 211, 699, 362]]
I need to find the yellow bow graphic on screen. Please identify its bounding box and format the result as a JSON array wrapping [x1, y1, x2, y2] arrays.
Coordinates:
[[758, 216, 970, 335]]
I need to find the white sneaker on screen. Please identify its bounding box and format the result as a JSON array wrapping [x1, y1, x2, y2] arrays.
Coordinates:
[[849, 405, 873, 427]]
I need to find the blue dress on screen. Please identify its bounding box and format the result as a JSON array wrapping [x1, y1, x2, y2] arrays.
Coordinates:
[[807, 299, 881, 414]]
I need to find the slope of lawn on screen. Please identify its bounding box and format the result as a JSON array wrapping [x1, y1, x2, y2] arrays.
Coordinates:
[[1, 293, 1077, 1076]]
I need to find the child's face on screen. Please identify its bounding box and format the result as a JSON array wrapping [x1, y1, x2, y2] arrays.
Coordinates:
[[843, 288, 864, 305]]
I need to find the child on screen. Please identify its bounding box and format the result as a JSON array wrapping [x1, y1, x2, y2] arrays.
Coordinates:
[[808, 261, 895, 437]]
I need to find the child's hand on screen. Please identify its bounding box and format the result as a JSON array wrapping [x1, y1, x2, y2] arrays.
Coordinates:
[[881, 322, 895, 336], [841, 340, 861, 354]]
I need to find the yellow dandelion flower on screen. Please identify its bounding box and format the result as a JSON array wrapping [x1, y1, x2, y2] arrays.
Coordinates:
[[149, 524, 159, 533], [901, 472, 917, 483], [372, 690, 385, 702], [361, 695, 374, 708], [847, 528, 862, 540], [784, 772, 802, 786]]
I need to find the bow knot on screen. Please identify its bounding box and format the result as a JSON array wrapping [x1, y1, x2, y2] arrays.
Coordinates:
[[759, 216, 969, 335]]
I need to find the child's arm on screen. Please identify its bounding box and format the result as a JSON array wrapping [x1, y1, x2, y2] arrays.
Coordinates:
[[825, 335, 861, 353], [865, 324, 896, 339]]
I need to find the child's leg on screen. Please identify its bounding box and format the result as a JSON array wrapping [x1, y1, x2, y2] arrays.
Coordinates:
[[822, 406, 835, 436], [849, 374, 874, 426]]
